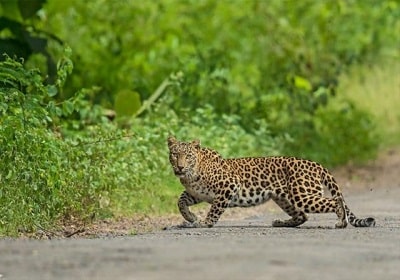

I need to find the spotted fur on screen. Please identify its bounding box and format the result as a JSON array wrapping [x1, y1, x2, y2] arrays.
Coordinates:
[[167, 136, 375, 228]]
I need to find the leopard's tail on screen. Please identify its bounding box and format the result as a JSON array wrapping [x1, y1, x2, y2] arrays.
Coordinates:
[[345, 205, 376, 227], [322, 168, 375, 228]]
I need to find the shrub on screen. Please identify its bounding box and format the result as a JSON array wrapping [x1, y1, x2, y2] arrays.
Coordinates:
[[0, 54, 115, 235]]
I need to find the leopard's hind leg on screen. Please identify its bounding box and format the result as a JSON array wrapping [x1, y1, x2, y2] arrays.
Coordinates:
[[296, 194, 348, 228], [271, 192, 308, 227]]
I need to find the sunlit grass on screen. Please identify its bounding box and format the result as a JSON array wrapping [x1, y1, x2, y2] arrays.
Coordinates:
[[338, 58, 400, 147]]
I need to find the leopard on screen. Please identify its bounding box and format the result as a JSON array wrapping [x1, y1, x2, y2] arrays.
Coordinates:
[[167, 136, 376, 229]]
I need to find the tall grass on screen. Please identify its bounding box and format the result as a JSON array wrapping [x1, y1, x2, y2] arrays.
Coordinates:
[[337, 59, 400, 147]]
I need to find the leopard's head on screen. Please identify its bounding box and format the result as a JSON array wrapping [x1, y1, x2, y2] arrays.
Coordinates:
[[167, 136, 201, 178]]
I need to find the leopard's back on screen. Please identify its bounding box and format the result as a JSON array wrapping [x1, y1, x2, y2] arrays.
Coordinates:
[[225, 156, 329, 207]]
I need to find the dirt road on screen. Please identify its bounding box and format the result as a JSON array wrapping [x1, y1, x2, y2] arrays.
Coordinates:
[[1, 150, 400, 280], [0, 187, 399, 280]]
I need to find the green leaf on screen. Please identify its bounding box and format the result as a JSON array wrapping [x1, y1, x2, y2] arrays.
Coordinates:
[[47, 85, 57, 97], [114, 90, 141, 117], [293, 75, 312, 91], [62, 100, 74, 115]]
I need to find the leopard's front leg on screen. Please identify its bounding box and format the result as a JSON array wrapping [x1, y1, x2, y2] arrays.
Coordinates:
[[202, 182, 241, 227], [201, 199, 228, 227], [176, 190, 226, 229], [177, 191, 202, 224], [179, 195, 230, 228]]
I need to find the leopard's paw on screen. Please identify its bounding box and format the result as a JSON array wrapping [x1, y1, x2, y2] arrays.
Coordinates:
[[192, 220, 213, 228], [335, 220, 348, 229], [272, 219, 287, 227], [272, 216, 306, 227], [163, 221, 197, 230], [163, 220, 214, 230]]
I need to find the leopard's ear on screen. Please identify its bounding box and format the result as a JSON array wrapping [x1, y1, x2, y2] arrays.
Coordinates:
[[191, 139, 201, 149], [167, 135, 177, 146]]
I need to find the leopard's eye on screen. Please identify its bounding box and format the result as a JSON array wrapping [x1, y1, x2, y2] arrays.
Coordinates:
[[170, 153, 178, 159]]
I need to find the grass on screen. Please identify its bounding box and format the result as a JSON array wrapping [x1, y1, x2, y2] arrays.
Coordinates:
[[110, 177, 182, 217], [337, 58, 400, 148]]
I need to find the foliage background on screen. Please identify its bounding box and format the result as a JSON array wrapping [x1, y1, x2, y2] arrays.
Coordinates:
[[0, 0, 399, 236]]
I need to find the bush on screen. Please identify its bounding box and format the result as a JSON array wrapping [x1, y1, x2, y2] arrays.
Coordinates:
[[0, 54, 117, 235], [283, 101, 379, 166]]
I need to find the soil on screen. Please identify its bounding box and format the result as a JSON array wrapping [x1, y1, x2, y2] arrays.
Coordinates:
[[0, 148, 399, 280]]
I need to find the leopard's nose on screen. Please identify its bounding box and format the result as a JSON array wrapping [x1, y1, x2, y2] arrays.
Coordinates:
[[177, 165, 184, 172]]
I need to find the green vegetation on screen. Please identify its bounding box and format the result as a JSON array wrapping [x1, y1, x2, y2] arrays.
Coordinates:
[[0, 0, 399, 236], [0, 54, 115, 233], [338, 60, 400, 147]]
